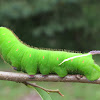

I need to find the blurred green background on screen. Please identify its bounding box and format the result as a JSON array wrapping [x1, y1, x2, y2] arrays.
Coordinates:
[[0, 0, 100, 100]]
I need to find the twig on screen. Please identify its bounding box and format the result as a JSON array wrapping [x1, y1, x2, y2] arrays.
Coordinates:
[[23, 81, 64, 96], [0, 71, 99, 84]]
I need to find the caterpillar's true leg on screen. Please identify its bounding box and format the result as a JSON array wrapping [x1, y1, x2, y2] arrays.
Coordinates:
[[54, 67, 67, 77], [12, 66, 17, 70]]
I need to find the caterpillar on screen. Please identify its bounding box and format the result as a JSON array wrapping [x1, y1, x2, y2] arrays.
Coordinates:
[[0, 27, 100, 81]]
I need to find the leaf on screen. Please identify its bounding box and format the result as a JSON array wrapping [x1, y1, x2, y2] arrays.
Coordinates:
[[34, 87, 53, 100], [27, 84, 53, 100]]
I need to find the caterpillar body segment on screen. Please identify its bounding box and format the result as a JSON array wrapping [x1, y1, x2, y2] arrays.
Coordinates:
[[0, 27, 100, 81]]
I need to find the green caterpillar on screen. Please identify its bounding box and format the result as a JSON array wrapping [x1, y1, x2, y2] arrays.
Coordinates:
[[0, 27, 100, 81]]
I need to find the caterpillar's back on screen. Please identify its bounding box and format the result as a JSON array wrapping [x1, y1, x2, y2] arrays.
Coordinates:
[[0, 27, 100, 81]]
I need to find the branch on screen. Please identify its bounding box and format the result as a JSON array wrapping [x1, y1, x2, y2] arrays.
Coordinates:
[[0, 71, 100, 96], [0, 71, 99, 84]]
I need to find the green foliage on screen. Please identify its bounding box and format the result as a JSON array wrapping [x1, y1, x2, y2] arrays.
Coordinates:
[[34, 87, 52, 100]]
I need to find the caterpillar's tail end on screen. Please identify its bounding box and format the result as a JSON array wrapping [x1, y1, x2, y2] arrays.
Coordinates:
[[89, 50, 100, 55]]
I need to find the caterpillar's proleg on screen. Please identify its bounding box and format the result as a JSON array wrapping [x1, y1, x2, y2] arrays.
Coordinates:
[[38, 50, 51, 75], [54, 67, 67, 77]]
